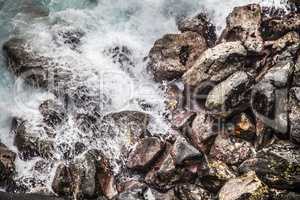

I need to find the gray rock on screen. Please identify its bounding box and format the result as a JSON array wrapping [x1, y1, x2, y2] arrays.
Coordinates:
[[289, 87, 300, 144], [0, 143, 16, 184], [183, 41, 247, 87], [0, 192, 65, 200], [205, 71, 251, 117], [174, 183, 213, 200], [148, 31, 208, 81]]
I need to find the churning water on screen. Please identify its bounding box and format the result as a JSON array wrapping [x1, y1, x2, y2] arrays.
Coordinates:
[[0, 0, 287, 194]]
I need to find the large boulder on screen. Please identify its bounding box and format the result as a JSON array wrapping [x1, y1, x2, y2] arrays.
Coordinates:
[[220, 4, 263, 53], [239, 142, 300, 190], [177, 13, 217, 47], [205, 71, 252, 117], [218, 171, 269, 200], [182, 41, 247, 87], [148, 31, 208, 81]]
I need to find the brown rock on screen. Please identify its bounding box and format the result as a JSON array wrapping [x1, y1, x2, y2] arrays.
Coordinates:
[[0, 144, 16, 184], [220, 4, 263, 53], [219, 171, 269, 200], [148, 31, 208, 81], [127, 137, 164, 171]]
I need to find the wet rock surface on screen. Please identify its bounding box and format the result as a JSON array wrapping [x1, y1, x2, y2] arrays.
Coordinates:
[[3, 3, 300, 200]]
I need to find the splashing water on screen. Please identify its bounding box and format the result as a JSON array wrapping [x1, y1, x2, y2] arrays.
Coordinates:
[[0, 0, 287, 194]]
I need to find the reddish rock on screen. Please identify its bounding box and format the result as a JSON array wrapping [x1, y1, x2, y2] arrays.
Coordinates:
[[148, 31, 208, 81], [127, 137, 164, 171]]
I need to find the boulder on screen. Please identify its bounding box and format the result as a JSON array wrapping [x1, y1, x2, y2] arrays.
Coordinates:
[[220, 4, 263, 52], [51, 163, 73, 196], [39, 99, 66, 128], [182, 41, 247, 87], [209, 135, 255, 165], [174, 183, 213, 200], [12, 120, 54, 160], [205, 71, 252, 117], [218, 171, 269, 200], [127, 137, 165, 171], [200, 160, 236, 193], [261, 12, 300, 40], [177, 13, 217, 47], [0, 144, 16, 184], [239, 142, 300, 190], [148, 31, 208, 81], [186, 111, 216, 153], [290, 87, 300, 144], [0, 192, 65, 200]]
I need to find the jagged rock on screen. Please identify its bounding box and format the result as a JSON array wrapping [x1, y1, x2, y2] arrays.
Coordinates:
[[230, 113, 256, 141], [0, 144, 16, 184], [182, 41, 247, 87], [12, 120, 54, 160], [148, 31, 208, 81], [261, 12, 300, 40], [52, 163, 73, 196], [174, 183, 213, 200], [294, 53, 300, 87], [165, 82, 184, 113], [39, 99, 66, 128], [171, 136, 203, 166], [52, 150, 117, 199], [271, 190, 300, 200], [220, 4, 263, 52], [177, 13, 217, 47], [55, 28, 84, 50], [171, 111, 195, 129], [0, 192, 65, 200], [209, 135, 254, 165], [290, 87, 300, 144], [205, 71, 252, 117], [127, 137, 165, 171], [145, 138, 203, 191], [219, 171, 269, 200], [239, 142, 300, 190], [200, 160, 236, 193], [186, 111, 216, 153]]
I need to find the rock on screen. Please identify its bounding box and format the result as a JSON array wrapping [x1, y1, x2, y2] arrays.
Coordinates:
[[171, 111, 195, 129], [127, 137, 164, 171], [171, 136, 203, 166], [13, 120, 54, 160], [165, 82, 184, 113], [231, 113, 256, 141], [293, 52, 300, 87], [205, 71, 252, 117], [219, 171, 269, 200], [55, 29, 84, 50], [148, 31, 208, 81], [39, 99, 66, 128], [0, 144, 16, 184], [174, 183, 213, 200], [186, 111, 216, 153], [177, 13, 217, 47], [0, 192, 65, 200], [239, 142, 300, 190], [209, 135, 255, 165], [182, 41, 247, 87], [261, 12, 300, 40], [220, 4, 263, 52], [200, 160, 236, 193], [290, 87, 300, 144], [52, 163, 73, 196], [145, 138, 203, 191], [271, 190, 300, 200]]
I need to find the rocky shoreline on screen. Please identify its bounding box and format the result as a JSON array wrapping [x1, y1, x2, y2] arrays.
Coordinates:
[[1, 2, 300, 200]]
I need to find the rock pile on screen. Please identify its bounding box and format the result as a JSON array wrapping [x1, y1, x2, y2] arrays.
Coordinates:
[[1, 2, 300, 200]]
